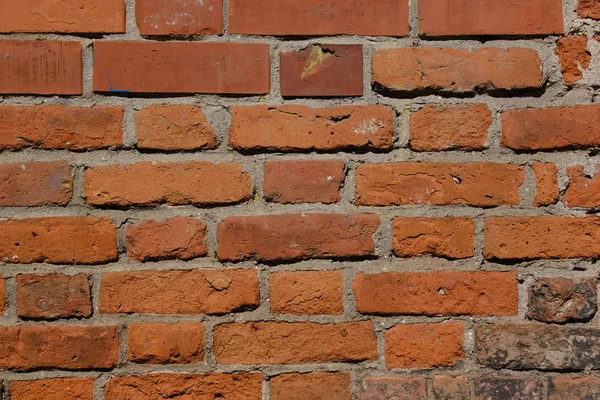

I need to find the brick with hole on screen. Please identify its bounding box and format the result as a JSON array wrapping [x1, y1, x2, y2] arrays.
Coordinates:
[[392, 218, 475, 259], [126, 217, 208, 262], [17, 273, 91, 320], [0, 217, 117, 264], [270, 271, 343, 315], [0, 326, 118, 371], [433, 376, 469, 400], [213, 321, 377, 364], [528, 278, 597, 323], [533, 163, 559, 206], [410, 104, 491, 151], [85, 162, 252, 207], [136, 0, 223, 35], [229, 105, 394, 152], [0, 41, 82, 95], [360, 377, 428, 400], [0, 106, 123, 151], [9, 378, 95, 400], [473, 377, 544, 400], [556, 36, 591, 86], [280, 45, 363, 97], [355, 162, 524, 207], [127, 322, 205, 364], [100, 269, 259, 315], [263, 160, 345, 204], [135, 105, 217, 151], [0, 162, 72, 206], [217, 214, 380, 262], [564, 164, 600, 208], [549, 376, 600, 400], [353, 271, 518, 316], [271, 372, 351, 400]]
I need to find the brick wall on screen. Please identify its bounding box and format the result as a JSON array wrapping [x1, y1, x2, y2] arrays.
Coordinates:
[[0, 0, 599, 399]]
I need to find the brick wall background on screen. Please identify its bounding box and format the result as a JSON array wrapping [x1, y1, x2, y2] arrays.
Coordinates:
[[0, 0, 599, 399]]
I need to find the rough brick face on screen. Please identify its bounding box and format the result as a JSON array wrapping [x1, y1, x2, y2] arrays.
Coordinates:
[[270, 373, 351, 400], [9, 378, 94, 400], [360, 378, 428, 400], [549, 376, 600, 399], [127, 322, 205, 364], [0, 162, 72, 206], [269, 271, 343, 315], [433, 376, 469, 400], [473, 377, 544, 400], [556, 36, 591, 85], [564, 164, 600, 208], [533, 162, 560, 206], [136, 0, 223, 35], [578, 0, 600, 18], [528, 278, 597, 323]]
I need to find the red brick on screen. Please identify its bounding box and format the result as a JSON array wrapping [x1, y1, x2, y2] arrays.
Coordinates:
[[105, 373, 262, 400], [126, 217, 208, 261], [136, 0, 223, 35], [372, 48, 542, 94], [360, 377, 428, 400], [229, 0, 408, 37], [353, 271, 518, 316], [94, 42, 269, 94], [0, 41, 82, 95], [355, 162, 524, 207], [564, 164, 600, 208], [0, 0, 124, 33], [0, 162, 72, 206], [549, 376, 600, 400], [433, 376, 469, 400], [271, 373, 350, 400], [100, 269, 259, 314], [0, 326, 118, 371], [214, 321, 377, 364], [230, 105, 394, 152], [528, 278, 597, 323], [419, 0, 563, 36], [217, 214, 380, 262], [280, 45, 363, 97], [578, 0, 600, 19], [0, 217, 117, 264], [270, 271, 343, 315], [135, 105, 217, 151], [264, 160, 345, 204], [386, 322, 464, 368], [484, 216, 600, 260], [502, 105, 600, 150], [473, 377, 544, 400], [533, 163, 559, 206], [410, 104, 491, 151], [10, 378, 94, 400], [392, 218, 475, 259], [0, 279, 4, 315], [17, 273, 91, 319], [0, 106, 123, 150], [556, 36, 591, 86], [127, 322, 205, 364], [85, 162, 251, 207]]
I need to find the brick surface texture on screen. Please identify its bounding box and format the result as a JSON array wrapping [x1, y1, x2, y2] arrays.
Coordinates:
[[0, 1, 598, 399]]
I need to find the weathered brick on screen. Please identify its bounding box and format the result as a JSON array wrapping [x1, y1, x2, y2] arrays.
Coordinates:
[[85, 162, 252, 207], [354, 271, 518, 316], [0, 217, 117, 264], [105, 373, 262, 400], [0, 41, 82, 95], [473, 376, 544, 400], [229, 0, 409, 36], [533, 163, 559, 206], [360, 377, 428, 400], [100, 269, 259, 315], [392, 218, 474, 259], [528, 278, 597, 323], [564, 164, 600, 208], [271, 373, 351, 400], [578, 0, 600, 19], [135, 105, 217, 151], [419, 0, 563, 36], [264, 160, 345, 204], [94, 42, 269, 94], [230, 105, 394, 152], [433, 376, 469, 400], [475, 324, 600, 370], [10, 378, 94, 400], [355, 163, 524, 207], [0, 326, 118, 371], [0, 162, 72, 206], [0, 0, 124, 33], [549, 376, 600, 400], [127, 322, 205, 364], [270, 271, 343, 315], [126, 217, 208, 261], [410, 104, 491, 151], [385, 322, 464, 368], [213, 321, 377, 364], [372, 48, 542, 94], [217, 214, 380, 262], [17, 273, 91, 319], [0, 279, 4, 315], [280, 45, 363, 97], [556, 36, 591, 86], [0, 106, 123, 150], [136, 0, 223, 35], [502, 105, 600, 150], [484, 216, 600, 260]]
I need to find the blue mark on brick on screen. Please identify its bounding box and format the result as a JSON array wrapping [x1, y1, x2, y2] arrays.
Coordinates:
[[107, 73, 130, 93]]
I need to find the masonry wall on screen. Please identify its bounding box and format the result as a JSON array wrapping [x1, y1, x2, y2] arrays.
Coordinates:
[[0, 0, 599, 399]]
